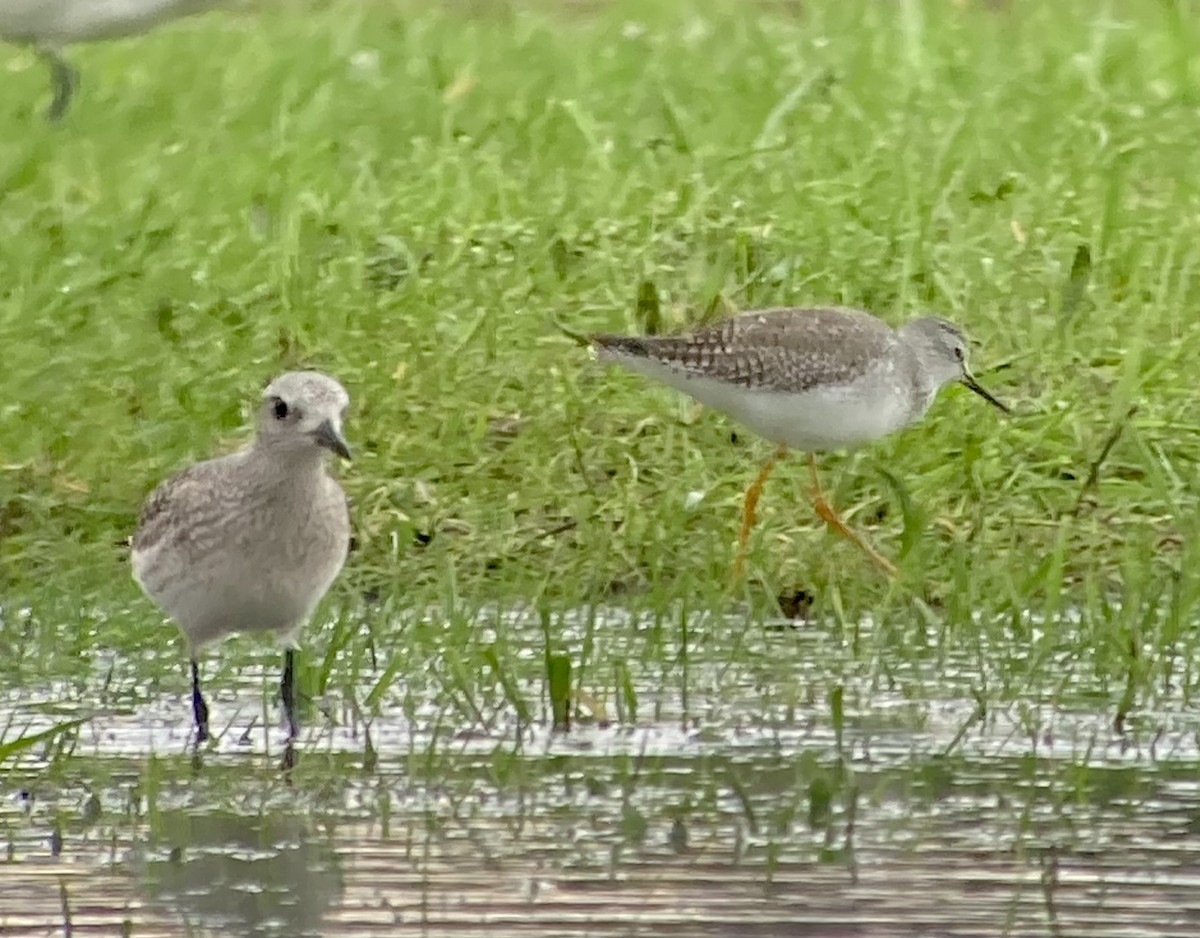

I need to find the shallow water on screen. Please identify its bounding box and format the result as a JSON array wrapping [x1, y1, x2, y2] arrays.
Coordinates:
[[3, 608, 1200, 936]]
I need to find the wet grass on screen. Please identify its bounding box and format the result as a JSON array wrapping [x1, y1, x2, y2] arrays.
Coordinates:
[[2, 2, 1200, 906], [4, 626, 1200, 935]]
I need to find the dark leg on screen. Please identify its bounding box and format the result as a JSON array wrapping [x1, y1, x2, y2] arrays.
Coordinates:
[[191, 660, 210, 744], [41, 49, 79, 123], [807, 453, 898, 578], [732, 444, 789, 583], [279, 741, 298, 773], [280, 649, 299, 741]]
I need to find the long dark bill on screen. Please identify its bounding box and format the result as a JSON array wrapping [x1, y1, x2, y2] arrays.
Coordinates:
[[962, 373, 1010, 414]]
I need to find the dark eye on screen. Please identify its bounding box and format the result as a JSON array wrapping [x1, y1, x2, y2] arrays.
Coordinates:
[[953, 346, 965, 362], [272, 397, 289, 420]]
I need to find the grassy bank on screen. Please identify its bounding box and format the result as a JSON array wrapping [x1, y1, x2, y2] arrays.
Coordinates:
[[1, 0, 1198, 693]]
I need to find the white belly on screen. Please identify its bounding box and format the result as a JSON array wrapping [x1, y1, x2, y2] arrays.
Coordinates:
[[616, 356, 918, 451], [717, 381, 914, 450], [131, 503, 349, 651], [133, 544, 345, 650]]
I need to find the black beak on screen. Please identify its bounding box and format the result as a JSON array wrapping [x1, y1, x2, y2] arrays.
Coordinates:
[[312, 420, 352, 460], [961, 370, 1010, 414]]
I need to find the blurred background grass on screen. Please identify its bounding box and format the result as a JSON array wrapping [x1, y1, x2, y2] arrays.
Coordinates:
[[0, 0, 1198, 688]]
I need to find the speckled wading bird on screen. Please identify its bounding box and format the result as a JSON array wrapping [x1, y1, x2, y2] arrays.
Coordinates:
[[592, 306, 1009, 578], [132, 371, 352, 744], [0, 0, 230, 120]]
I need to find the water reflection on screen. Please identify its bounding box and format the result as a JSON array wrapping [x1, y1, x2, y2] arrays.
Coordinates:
[[141, 811, 344, 938], [6, 607, 1200, 935]]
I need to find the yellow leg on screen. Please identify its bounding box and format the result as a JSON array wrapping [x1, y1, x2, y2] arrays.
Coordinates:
[[732, 445, 788, 583], [807, 453, 898, 578]]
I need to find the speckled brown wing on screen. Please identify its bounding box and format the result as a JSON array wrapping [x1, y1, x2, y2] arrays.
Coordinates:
[[592, 307, 898, 393], [132, 457, 238, 556]]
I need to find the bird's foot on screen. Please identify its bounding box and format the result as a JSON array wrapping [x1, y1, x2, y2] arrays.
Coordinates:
[[191, 661, 211, 744], [810, 494, 898, 578]]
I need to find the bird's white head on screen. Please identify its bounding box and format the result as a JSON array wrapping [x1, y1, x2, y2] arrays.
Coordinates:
[[900, 317, 1009, 413], [257, 371, 352, 461]]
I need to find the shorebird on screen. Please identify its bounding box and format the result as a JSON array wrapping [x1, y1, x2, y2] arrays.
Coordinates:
[[0, 0, 229, 120], [132, 371, 352, 745], [592, 306, 1009, 579]]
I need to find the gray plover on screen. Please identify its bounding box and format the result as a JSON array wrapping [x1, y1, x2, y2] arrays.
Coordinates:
[[591, 307, 1009, 578], [132, 371, 353, 744], [0, 0, 228, 120]]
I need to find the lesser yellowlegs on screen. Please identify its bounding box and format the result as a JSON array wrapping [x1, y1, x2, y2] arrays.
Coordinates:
[[592, 306, 1009, 578]]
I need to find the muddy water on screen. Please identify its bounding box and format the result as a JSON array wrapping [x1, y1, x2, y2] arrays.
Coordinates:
[[3, 611, 1200, 936]]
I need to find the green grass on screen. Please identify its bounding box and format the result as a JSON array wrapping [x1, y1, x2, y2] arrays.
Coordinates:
[[1, 0, 1200, 714]]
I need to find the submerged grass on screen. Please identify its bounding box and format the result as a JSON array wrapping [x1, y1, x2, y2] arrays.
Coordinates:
[[0, 0, 1198, 729]]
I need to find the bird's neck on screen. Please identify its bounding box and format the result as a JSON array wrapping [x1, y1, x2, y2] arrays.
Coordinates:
[[244, 442, 330, 486], [905, 372, 942, 424]]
